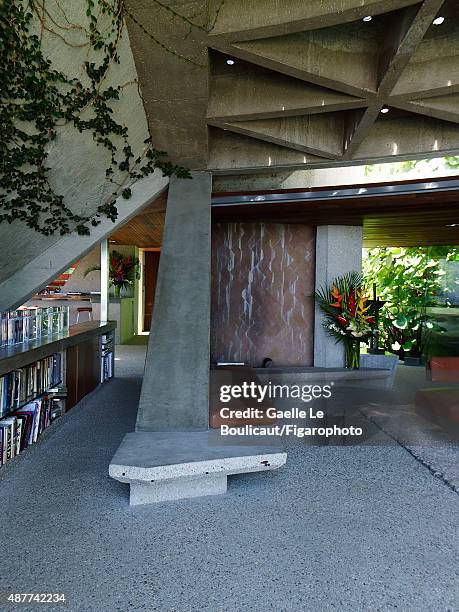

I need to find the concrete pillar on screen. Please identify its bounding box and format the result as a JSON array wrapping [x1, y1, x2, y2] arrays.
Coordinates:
[[100, 239, 109, 323], [136, 172, 212, 432], [314, 226, 363, 368]]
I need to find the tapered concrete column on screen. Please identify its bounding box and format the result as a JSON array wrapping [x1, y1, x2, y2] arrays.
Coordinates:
[[314, 226, 363, 368], [136, 172, 212, 432]]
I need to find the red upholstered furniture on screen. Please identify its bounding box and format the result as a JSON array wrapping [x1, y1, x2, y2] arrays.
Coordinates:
[[428, 357, 459, 382]]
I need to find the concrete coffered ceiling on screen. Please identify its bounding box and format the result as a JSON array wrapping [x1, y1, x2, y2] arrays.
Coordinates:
[[125, 0, 459, 174]]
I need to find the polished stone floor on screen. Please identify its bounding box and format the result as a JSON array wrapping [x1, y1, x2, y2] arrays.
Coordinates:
[[0, 347, 457, 611]]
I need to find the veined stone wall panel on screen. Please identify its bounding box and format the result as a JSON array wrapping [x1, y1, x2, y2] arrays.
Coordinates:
[[211, 222, 315, 367]]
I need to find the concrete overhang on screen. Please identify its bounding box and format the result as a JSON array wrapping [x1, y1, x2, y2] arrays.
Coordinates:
[[125, 0, 459, 174]]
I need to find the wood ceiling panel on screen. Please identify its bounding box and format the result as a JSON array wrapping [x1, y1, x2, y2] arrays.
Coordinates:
[[212, 183, 459, 247], [109, 191, 167, 247]]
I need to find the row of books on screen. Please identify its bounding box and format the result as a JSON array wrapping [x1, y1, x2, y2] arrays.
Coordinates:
[[0, 396, 62, 466], [0, 353, 62, 417]]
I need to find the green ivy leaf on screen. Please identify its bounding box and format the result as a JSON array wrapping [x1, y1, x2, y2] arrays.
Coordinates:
[[0, 0, 192, 238]]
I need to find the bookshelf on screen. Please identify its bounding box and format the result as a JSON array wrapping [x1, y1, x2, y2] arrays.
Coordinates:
[[0, 353, 62, 414], [0, 321, 116, 468], [100, 332, 114, 383]]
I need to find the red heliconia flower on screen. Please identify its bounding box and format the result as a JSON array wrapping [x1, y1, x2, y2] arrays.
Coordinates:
[[330, 286, 344, 308], [349, 290, 356, 315], [336, 315, 348, 326]]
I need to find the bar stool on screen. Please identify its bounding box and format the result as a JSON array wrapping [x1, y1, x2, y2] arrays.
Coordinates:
[[76, 307, 93, 323]]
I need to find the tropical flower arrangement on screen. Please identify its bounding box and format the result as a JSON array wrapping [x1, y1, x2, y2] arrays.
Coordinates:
[[85, 250, 140, 298], [315, 272, 376, 369]]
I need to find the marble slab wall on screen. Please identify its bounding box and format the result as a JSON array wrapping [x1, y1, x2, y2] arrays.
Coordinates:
[[211, 223, 316, 367]]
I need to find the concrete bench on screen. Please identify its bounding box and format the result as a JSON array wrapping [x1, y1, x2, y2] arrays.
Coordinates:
[[109, 431, 287, 505]]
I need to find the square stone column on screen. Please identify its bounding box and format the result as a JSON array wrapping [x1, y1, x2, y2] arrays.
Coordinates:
[[136, 172, 212, 431], [314, 226, 363, 368]]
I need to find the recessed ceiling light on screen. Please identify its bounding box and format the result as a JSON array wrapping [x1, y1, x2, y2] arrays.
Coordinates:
[[381, 107, 389, 114], [433, 16, 445, 25], [362, 15, 372, 22], [226, 59, 235, 65]]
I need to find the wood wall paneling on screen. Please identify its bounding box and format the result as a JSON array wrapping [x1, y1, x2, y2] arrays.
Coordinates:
[[66, 338, 100, 410]]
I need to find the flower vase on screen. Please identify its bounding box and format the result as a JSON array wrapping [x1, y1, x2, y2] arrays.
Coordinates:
[[344, 339, 360, 369], [114, 285, 121, 298]]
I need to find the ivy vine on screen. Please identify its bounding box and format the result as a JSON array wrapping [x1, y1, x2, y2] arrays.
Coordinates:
[[0, 0, 191, 237]]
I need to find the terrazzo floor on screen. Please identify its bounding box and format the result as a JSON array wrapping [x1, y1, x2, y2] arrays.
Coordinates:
[[0, 347, 457, 611]]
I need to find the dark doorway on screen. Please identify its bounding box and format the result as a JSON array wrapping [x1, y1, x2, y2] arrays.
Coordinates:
[[143, 250, 161, 332]]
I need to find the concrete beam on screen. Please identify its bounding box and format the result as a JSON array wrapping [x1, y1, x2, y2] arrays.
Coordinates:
[[390, 53, 459, 100], [136, 172, 212, 432], [211, 165, 372, 192], [208, 128, 331, 173], [219, 114, 345, 159], [352, 114, 459, 160], [227, 28, 378, 98], [208, 0, 420, 41], [124, 1, 209, 170], [376, 2, 422, 90], [208, 69, 366, 122], [343, 0, 445, 158], [393, 94, 459, 124], [208, 122, 459, 174], [0, 172, 169, 312]]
